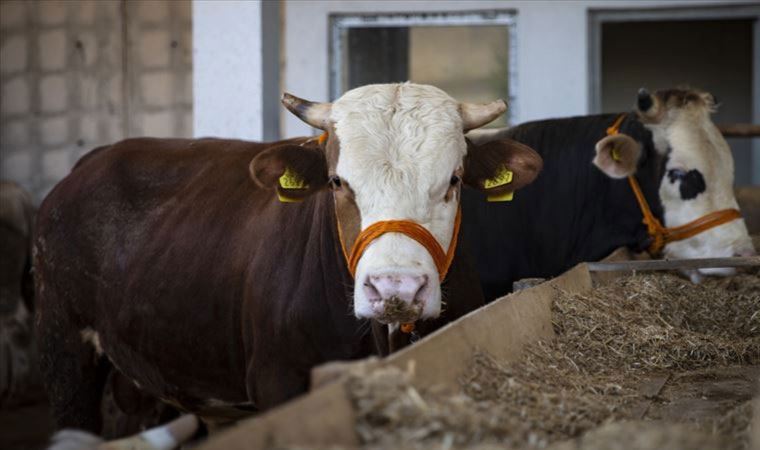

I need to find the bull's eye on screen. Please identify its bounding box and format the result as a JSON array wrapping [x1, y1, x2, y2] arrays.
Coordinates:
[[450, 175, 461, 186], [329, 175, 342, 189]]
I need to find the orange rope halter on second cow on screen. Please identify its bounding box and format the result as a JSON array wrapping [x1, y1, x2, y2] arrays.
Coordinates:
[[606, 115, 742, 255]]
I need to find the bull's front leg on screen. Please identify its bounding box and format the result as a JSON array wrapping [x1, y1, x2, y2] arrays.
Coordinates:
[[245, 360, 309, 411]]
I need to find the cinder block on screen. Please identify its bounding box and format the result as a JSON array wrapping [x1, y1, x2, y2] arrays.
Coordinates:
[[0, 120, 29, 147], [1, 151, 33, 181], [74, 31, 98, 67], [39, 0, 68, 26], [180, 30, 192, 66], [80, 115, 99, 143], [141, 111, 174, 137], [74, 0, 97, 25], [42, 148, 72, 180], [107, 74, 124, 106], [40, 117, 69, 146], [0, 35, 28, 74], [40, 75, 68, 113], [182, 111, 193, 137], [137, 1, 168, 23], [141, 71, 173, 108], [178, 73, 192, 105], [101, 0, 121, 21], [39, 29, 67, 71], [176, 0, 192, 23], [0, 1, 26, 29], [78, 75, 99, 109], [139, 30, 170, 68], [106, 117, 124, 142], [1, 77, 30, 115]]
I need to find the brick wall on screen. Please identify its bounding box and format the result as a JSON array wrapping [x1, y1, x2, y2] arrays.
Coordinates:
[[0, 0, 192, 202]]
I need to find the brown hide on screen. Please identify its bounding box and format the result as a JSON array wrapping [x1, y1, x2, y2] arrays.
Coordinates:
[[33, 137, 484, 433]]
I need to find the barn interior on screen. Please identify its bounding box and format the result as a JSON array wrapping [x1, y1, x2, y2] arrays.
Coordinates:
[[1, 1, 759, 450]]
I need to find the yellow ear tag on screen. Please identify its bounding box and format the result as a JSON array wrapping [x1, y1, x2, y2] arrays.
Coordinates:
[[277, 167, 308, 203], [487, 190, 514, 202], [483, 167, 513, 189], [611, 147, 622, 162], [484, 167, 514, 202]]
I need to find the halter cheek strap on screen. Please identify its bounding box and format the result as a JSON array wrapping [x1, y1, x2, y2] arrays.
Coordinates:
[[606, 115, 742, 255]]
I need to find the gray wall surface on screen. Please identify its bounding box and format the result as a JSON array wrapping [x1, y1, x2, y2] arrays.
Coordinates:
[[0, 0, 192, 202]]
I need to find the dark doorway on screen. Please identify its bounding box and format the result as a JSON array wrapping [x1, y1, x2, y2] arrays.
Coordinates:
[[601, 19, 754, 185]]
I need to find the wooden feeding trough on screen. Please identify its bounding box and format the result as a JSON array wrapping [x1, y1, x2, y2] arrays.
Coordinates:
[[198, 249, 760, 450]]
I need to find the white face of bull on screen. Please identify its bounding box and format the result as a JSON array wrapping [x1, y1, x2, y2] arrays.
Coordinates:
[[330, 84, 465, 321], [596, 88, 755, 281], [258, 82, 542, 323]]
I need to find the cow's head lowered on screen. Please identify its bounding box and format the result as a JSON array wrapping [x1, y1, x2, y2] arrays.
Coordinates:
[[251, 83, 541, 323], [594, 87, 755, 281]]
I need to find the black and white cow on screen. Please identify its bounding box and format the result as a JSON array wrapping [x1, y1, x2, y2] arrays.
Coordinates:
[[463, 88, 756, 300]]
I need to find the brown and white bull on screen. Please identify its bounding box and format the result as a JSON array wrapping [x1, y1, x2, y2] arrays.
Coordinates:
[[34, 83, 542, 433]]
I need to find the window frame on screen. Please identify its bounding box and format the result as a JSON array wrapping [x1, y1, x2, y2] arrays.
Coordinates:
[[329, 10, 519, 125]]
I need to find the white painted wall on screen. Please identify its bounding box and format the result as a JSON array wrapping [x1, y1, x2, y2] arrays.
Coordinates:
[[193, 0, 264, 140], [282, 0, 757, 138]]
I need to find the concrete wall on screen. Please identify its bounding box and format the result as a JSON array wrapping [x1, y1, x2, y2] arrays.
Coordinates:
[[0, 0, 192, 202], [282, 1, 759, 145], [192, 0, 279, 141]]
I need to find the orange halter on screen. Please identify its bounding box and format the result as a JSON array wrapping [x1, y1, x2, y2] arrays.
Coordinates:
[[343, 208, 462, 281], [606, 115, 742, 255]]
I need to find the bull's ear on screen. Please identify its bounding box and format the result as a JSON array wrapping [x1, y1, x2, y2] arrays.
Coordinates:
[[249, 145, 328, 202], [464, 139, 543, 202], [593, 134, 641, 179]]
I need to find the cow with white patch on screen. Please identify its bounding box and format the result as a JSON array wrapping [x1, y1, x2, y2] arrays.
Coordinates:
[[464, 87, 756, 299], [34, 82, 542, 434]]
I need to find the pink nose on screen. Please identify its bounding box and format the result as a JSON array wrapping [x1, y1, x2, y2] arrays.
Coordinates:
[[363, 273, 429, 305]]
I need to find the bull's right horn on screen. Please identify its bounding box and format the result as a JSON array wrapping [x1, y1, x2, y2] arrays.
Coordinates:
[[282, 93, 332, 130], [460, 100, 508, 131]]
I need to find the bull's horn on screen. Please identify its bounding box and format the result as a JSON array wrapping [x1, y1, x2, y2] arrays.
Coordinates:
[[460, 100, 507, 131], [282, 93, 332, 130]]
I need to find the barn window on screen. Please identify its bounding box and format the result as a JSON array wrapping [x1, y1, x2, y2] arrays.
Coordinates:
[[330, 11, 517, 127]]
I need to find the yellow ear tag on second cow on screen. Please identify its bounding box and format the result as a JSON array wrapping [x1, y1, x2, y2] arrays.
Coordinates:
[[487, 191, 514, 202], [277, 167, 308, 203], [484, 167, 514, 202], [483, 167, 513, 189], [611, 147, 622, 162]]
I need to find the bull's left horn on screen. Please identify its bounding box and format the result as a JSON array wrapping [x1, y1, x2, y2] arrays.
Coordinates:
[[460, 100, 507, 131], [282, 93, 332, 130]]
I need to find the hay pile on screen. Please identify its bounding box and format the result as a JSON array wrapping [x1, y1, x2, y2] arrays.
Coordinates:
[[347, 272, 759, 450]]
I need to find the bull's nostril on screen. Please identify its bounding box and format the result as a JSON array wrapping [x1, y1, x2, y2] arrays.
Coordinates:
[[363, 279, 381, 300], [414, 275, 429, 302]]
